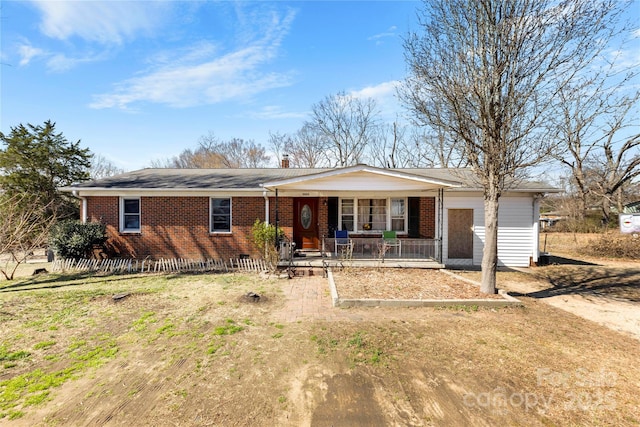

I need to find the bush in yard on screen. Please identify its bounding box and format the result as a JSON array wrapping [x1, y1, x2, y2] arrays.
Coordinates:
[[251, 219, 283, 268], [49, 220, 106, 259], [585, 231, 640, 259]]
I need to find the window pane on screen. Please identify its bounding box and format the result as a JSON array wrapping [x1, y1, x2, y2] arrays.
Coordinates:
[[124, 199, 139, 214], [391, 199, 405, 216], [342, 219, 354, 231], [342, 199, 354, 215], [391, 218, 404, 231], [340, 199, 354, 231], [124, 215, 140, 230], [211, 198, 231, 232], [212, 198, 230, 209], [358, 199, 386, 231]]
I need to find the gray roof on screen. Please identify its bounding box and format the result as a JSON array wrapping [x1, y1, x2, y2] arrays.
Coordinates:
[[68, 168, 325, 190], [64, 166, 558, 192]]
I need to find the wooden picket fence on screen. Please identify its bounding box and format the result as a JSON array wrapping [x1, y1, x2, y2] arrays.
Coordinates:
[[51, 257, 273, 274], [229, 258, 273, 273]]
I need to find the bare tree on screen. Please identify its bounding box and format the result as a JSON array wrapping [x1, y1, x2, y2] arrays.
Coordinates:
[[553, 84, 604, 220], [90, 154, 125, 179], [309, 91, 379, 167], [269, 126, 329, 168], [0, 194, 56, 280], [267, 131, 290, 167], [291, 124, 329, 168], [552, 48, 639, 222], [587, 95, 640, 224], [151, 132, 271, 168], [369, 121, 410, 168], [401, 0, 626, 293]]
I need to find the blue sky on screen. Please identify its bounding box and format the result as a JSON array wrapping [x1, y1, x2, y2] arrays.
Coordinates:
[[1, 1, 639, 172], [1, 0, 418, 170]]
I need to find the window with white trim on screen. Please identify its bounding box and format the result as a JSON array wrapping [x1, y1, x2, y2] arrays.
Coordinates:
[[340, 199, 354, 231], [210, 197, 231, 233], [390, 199, 406, 231], [339, 198, 407, 233], [358, 199, 387, 231], [120, 197, 141, 232]]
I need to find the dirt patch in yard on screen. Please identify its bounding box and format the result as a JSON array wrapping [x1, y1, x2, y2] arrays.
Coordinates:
[[333, 268, 504, 300], [455, 262, 640, 341]]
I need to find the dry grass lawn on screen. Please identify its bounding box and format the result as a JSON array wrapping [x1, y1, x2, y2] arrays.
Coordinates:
[[0, 256, 639, 425]]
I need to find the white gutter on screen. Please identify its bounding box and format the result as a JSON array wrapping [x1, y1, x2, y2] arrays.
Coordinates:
[[263, 190, 270, 224], [72, 190, 87, 223]]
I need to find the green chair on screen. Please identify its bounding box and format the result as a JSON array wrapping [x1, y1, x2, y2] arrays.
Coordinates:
[[382, 230, 401, 256]]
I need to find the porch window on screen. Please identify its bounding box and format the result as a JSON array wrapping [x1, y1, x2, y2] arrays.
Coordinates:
[[358, 199, 387, 231], [340, 199, 354, 231], [391, 199, 406, 231], [339, 198, 407, 233], [210, 198, 231, 233], [120, 197, 141, 232]]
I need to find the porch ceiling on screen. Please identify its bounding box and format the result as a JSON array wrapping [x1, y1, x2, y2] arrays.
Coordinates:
[[262, 166, 461, 192]]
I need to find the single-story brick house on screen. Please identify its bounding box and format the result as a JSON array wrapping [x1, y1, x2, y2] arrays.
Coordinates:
[[62, 163, 557, 267]]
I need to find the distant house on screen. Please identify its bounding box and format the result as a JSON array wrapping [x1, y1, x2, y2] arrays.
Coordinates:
[[623, 200, 640, 214], [62, 162, 558, 267]]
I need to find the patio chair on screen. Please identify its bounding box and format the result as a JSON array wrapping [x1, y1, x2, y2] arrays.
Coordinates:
[[382, 230, 401, 257], [334, 230, 353, 258]]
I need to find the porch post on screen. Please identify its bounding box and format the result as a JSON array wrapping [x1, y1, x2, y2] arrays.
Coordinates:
[[438, 188, 444, 264], [274, 188, 279, 249]]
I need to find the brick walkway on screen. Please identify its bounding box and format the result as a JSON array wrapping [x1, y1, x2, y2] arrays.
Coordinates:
[[274, 274, 367, 322], [273, 272, 438, 323]]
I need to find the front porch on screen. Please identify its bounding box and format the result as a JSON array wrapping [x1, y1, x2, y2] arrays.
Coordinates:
[[279, 237, 443, 269], [323, 237, 441, 261], [263, 164, 454, 269]]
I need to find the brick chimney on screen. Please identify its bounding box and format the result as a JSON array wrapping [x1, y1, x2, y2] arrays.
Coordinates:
[[281, 154, 290, 168]]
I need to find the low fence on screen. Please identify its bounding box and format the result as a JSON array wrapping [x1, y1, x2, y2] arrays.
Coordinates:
[[322, 237, 440, 261], [51, 257, 273, 274]]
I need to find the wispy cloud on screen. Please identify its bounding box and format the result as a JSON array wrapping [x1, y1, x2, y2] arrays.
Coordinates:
[[367, 26, 398, 45], [245, 105, 308, 120], [15, 1, 172, 71], [46, 51, 111, 72], [16, 40, 111, 72], [350, 81, 402, 118], [31, 0, 170, 45], [17, 43, 45, 66], [91, 8, 297, 110], [351, 81, 399, 99]]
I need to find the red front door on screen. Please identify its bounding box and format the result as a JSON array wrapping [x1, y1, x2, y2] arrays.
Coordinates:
[[293, 198, 319, 250]]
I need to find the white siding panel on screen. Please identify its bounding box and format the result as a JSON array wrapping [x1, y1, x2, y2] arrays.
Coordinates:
[[497, 197, 534, 267], [442, 194, 535, 267]]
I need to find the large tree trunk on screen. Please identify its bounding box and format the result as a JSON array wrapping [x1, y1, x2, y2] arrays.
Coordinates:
[[481, 192, 499, 294], [615, 187, 624, 214], [601, 193, 612, 227]]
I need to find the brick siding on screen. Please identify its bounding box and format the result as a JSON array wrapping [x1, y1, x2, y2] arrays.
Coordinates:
[[84, 195, 436, 259], [420, 197, 436, 238], [86, 196, 268, 260]]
